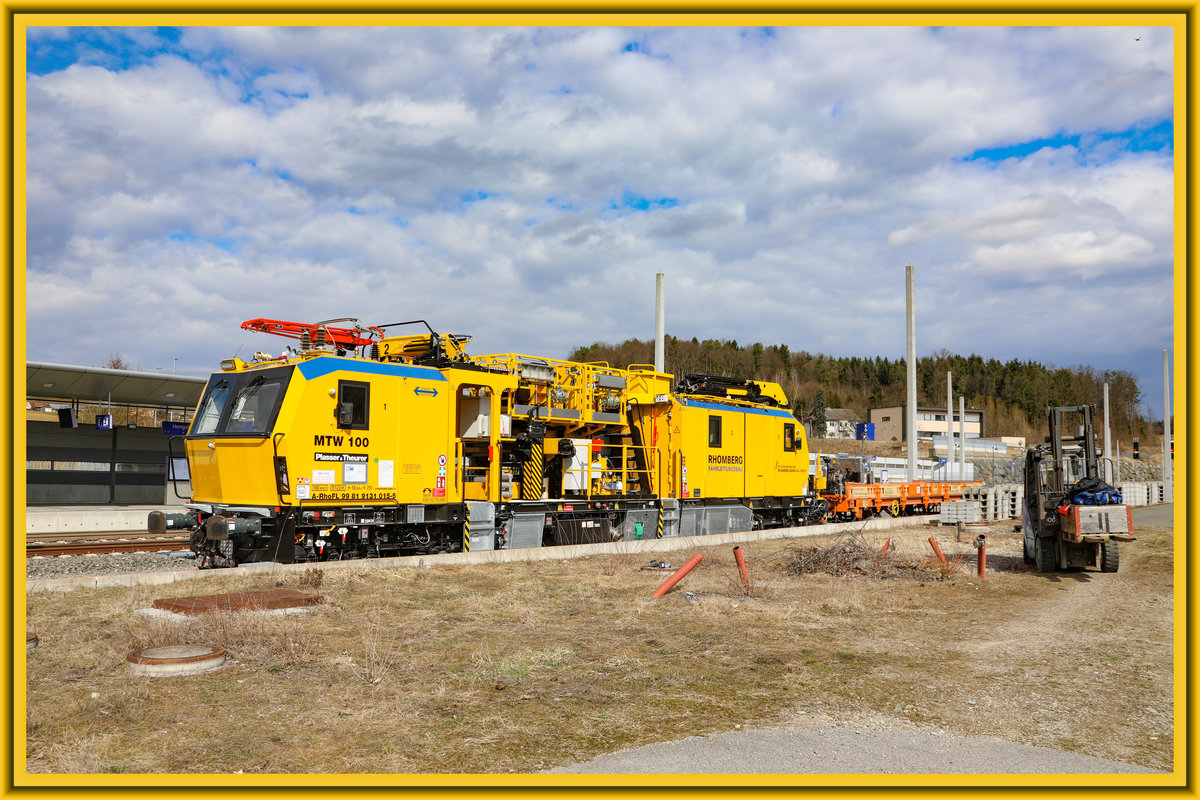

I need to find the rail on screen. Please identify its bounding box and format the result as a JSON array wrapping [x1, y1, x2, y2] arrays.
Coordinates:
[[28, 531, 189, 558]]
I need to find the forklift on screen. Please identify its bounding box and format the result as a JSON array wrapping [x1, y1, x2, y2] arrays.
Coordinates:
[[1022, 405, 1136, 572]]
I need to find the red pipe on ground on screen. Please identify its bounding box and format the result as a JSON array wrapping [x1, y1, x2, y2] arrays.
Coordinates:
[[652, 554, 703, 598], [977, 543, 986, 579], [927, 535, 948, 565], [879, 538, 893, 554], [733, 546, 750, 583]]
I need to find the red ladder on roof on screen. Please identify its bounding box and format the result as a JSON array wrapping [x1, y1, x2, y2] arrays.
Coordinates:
[[240, 318, 382, 348]]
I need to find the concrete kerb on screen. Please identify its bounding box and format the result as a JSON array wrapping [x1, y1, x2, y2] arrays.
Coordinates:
[[26, 514, 936, 594], [26, 508, 164, 535]]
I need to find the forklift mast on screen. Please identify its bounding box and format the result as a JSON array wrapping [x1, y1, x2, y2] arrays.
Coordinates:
[[1047, 405, 1099, 492]]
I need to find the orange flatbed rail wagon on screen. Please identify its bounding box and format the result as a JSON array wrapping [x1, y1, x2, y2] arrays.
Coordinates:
[[822, 481, 983, 520]]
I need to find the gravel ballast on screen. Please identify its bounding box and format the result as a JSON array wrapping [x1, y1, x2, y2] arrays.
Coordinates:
[[25, 551, 196, 581]]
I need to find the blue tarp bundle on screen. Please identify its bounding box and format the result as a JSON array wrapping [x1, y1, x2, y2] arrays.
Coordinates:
[[1063, 476, 1123, 506], [1071, 489, 1123, 505]]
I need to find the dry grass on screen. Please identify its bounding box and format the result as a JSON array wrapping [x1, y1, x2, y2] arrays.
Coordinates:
[[24, 522, 1175, 775], [781, 530, 961, 580]]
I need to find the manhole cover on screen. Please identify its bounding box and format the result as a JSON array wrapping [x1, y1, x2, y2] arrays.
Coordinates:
[[26, 633, 37, 653], [152, 589, 322, 616], [127, 644, 226, 676]]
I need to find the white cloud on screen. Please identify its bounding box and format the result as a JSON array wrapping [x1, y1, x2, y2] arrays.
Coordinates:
[[23, 24, 1175, 413]]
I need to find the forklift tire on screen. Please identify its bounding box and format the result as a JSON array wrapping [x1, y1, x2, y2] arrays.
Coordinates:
[[1101, 541, 1119, 573], [1035, 536, 1058, 573]]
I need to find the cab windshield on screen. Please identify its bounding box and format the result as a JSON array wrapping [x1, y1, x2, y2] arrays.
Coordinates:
[[188, 366, 293, 437]]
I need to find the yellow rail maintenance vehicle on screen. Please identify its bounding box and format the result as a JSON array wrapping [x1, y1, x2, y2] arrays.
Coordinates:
[[150, 318, 830, 567]]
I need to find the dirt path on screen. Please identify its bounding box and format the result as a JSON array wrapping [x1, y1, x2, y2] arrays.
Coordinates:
[[545, 722, 1162, 774], [552, 515, 1177, 776]]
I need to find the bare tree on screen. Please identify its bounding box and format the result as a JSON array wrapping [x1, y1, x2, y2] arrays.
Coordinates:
[[104, 352, 131, 370]]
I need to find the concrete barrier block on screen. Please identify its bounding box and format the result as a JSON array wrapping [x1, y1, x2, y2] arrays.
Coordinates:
[[939, 501, 981, 524]]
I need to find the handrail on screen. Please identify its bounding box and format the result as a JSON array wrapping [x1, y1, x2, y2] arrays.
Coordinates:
[[166, 435, 188, 500], [559, 442, 654, 499]]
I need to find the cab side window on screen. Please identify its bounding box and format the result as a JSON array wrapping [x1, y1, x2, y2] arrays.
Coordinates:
[[784, 423, 795, 452], [708, 415, 722, 447], [337, 380, 370, 430]]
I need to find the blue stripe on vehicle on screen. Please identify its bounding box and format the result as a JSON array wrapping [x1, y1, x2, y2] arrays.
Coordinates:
[[297, 357, 448, 382], [676, 397, 795, 418]]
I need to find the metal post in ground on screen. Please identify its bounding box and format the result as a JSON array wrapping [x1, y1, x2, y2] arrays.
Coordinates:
[[947, 371, 954, 476], [654, 273, 666, 373], [1103, 382, 1113, 485], [959, 395, 966, 481], [906, 265, 917, 482], [1163, 349, 1172, 502]]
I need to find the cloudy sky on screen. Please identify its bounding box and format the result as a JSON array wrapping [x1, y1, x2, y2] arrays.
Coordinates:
[[24, 24, 1176, 417]]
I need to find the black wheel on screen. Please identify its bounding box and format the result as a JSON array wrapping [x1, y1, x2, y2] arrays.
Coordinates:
[[1101, 541, 1119, 573], [1035, 536, 1058, 573]]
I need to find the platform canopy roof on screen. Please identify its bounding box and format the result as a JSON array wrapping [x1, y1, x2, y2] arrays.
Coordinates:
[[26, 362, 208, 408]]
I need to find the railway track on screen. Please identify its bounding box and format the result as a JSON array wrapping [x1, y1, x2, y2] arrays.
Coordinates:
[[27, 531, 189, 558]]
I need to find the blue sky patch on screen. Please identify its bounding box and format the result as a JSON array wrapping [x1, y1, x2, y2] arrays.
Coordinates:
[[739, 27, 777, 41], [607, 189, 679, 214], [621, 39, 670, 61], [28, 28, 297, 111], [963, 118, 1172, 163], [433, 190, 495, 213], [27, 27, 182, 75], [168, 230, 237, 253]]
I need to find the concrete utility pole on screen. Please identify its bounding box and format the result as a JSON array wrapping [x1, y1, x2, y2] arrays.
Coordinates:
[[1103, 382, 1112, 484], [946, 372, 954, 477], [959, 395, 966, 481], [906, 265, 917, 481], [1163, 349, 1172, 502], [654, 273, 666, 373]]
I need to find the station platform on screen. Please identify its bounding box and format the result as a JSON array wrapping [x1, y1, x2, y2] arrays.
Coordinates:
[[26, 503, 189, 535]]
